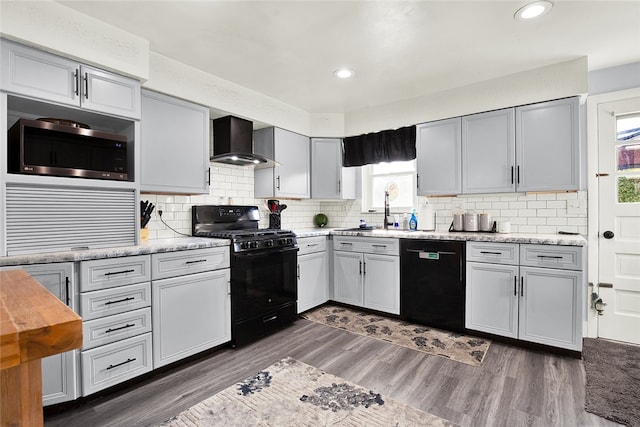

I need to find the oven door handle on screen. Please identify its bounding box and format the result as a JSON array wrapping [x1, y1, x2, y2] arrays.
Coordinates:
[[235, 246, 299, 259]]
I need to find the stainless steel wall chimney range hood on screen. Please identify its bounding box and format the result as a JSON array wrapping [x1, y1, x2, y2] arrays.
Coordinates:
[[210, 115, 276, 167]]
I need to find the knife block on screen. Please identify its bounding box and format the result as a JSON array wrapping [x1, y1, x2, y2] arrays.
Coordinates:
[[269, 213, 281, 230], [140, 227, 149, 242]]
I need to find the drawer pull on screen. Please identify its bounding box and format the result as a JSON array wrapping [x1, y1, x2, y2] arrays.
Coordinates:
[[340, 242, 353, 246], [263, 315, 277, 323], [106, 358, 136, 370], [514, 276, 517, 296], [480, 251, 503, 255], [104, 269, 135, 277], [104, 296, 135, 306], [185, 259, 207, 264], [105, 323, 135, 333], [306, 243, 319, 247], [536, 255, 564, 259], [372, 244, 387, 248]]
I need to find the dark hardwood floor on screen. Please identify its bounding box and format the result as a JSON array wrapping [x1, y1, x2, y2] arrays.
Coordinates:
[[44, 319, 620, 426]]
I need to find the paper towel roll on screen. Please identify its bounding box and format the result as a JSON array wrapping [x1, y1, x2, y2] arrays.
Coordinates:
[[419, 203, 435, 231]]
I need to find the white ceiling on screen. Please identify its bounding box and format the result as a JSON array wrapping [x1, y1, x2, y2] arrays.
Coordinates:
[[58, 0, 640, 114]]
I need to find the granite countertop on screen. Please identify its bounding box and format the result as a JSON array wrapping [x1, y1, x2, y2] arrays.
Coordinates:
[[1, 228, 585, 267], [0, 237, 230, 267], [297, 228, 586, 246]]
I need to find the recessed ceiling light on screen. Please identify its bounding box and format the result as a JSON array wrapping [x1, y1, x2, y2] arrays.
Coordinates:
[[514, 1, 553, 21], [334, 68, 354, 79]]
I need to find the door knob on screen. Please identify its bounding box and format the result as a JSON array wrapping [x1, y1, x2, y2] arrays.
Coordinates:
[[603, 231, 615, 239]]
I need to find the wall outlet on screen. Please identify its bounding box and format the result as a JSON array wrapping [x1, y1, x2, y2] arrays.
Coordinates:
[[157, 204, 165, 215]]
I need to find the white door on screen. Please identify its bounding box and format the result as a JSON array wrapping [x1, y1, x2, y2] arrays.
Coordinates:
[[597, 95, 640, 345]]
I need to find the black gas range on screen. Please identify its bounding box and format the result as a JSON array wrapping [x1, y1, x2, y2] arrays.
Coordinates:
[[192, 205, 298, 347]]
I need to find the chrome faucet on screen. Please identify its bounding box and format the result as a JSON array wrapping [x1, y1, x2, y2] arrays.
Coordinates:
[[384, 190, 392, 229]]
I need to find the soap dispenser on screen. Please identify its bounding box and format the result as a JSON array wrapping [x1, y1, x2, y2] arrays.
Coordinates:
[[409, 208, 418, 231]]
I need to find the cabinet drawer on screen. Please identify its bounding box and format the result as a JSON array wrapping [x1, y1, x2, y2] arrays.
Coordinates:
[[80, 282, 151, 321], [520, 244, 583, 270], [297, 236, 327, 256], [151, 247, 229, 280], [80, 255, 151, 292], [466, 242, 519, 265], [334, 236, 399, 255], [82, 307, 152, 350], [81, 333, 152, 396]]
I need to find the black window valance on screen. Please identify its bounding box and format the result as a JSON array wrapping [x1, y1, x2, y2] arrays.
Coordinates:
[[342, 125, 416, 167]]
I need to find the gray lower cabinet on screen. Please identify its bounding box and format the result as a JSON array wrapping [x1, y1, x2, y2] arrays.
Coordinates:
[[310, 138, 356, 200], [297, 236, 329, 313], [254, 127, 310, 199], [465, 242, 584, 351], [416, 118, 462, 196], [1, 38, 141, 119], [140, 90, 210, 194], [151, 247, 231, 368], [79, 255, 153, 396], [0, 262, 78, 406], [332, 236, 400, 315]]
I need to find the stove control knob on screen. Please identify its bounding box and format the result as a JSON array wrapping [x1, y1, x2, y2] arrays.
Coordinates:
[[279, 238, 287, 245], [250, 241, 259, 249], [240, 242, 250, 250], [265, 239, 274, 247]]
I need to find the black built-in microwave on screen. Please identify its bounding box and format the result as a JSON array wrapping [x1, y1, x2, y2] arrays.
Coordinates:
[[8, 118, 128, 181]]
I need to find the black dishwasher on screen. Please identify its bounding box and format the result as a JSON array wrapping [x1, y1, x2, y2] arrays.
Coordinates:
[[400, 239, 465, 332]]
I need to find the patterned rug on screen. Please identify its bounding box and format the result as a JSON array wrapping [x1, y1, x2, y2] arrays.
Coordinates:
[[302, 305, 490, 366], [158, 358, 458, 426]]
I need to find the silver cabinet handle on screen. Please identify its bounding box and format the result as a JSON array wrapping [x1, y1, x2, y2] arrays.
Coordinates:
[[84, 72, 89, 99], [520, 276, 524, 297], [73, 69, 79, 96], [185, 259, 207, 264], [372, 244, 387, 248]]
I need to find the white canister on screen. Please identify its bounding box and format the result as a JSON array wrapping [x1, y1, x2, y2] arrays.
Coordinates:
[[452, 213, 464, 231], [497, 221, 511, 233], [479, 213, 493, 231], [463, 212, 478, 231]]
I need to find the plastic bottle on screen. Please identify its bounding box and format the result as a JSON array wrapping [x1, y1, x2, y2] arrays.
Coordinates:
[[393, 215, 399, 229], [409, 208, 418, 231], [402, 213, 409, 230]]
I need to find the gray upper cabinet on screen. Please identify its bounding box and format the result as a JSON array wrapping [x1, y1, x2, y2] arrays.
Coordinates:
[[140, 90, 210, 194], [416, 117, 462, 196], [515, 97, 580, 192], [462, 108, 516, 194], [254, 127, 310, 199], [311, 138, 356, 199], [1, 39, 140, 119]]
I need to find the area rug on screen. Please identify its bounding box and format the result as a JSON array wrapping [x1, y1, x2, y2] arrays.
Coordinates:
[[583, 338, 640, 427], [302, 305, 490, 366], [158, 357, 457, 426]]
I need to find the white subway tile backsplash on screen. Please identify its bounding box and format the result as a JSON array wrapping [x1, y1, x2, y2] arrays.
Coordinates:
[[142, 162, 588, 239]]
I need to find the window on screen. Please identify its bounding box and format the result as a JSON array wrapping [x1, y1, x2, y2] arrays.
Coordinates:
[[361, 160, 417, 212], [616, 113, 640, 203]]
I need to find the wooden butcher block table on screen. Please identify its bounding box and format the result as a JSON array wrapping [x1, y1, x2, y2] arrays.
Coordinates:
[[1, 269, 82, 426]]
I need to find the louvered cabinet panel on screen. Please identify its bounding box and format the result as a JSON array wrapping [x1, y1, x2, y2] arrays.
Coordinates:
[[5, 184, 136, 255]]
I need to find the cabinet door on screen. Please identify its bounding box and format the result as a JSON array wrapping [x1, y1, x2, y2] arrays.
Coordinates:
[[311, 138, 356, 199], [516, 97, 580, 192], [140, 90, 210, 194], [298, 251, 329, 313], [364, 254, 400, 315], [1, 39, 78, 106], [152, 269, 231, 368], [333, 251, 364, 306], [462, 108, 515, 194], [465, 262, 519, 338], [274, 128, 310, 198], [518, 266, 582, 350], [81, 65, 141, 119], [13, 263, 78, 406], [416, 118, 462, 195]]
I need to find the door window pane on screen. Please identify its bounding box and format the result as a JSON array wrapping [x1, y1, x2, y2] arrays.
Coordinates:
[[616, 114, 640, 141], [618, 176, 640, 203], [617, 143, 640, 172]]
